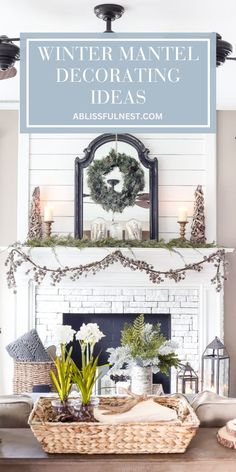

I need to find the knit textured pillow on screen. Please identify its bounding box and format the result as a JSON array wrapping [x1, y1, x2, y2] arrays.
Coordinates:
[[6, 329, 50, 362]]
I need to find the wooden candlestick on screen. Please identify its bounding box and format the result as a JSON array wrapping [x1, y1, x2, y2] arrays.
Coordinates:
[[44, 220, 54, 238], [178, 220, 188, 240]]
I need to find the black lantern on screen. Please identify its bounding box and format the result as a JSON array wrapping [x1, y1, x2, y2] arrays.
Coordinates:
[[176, 362, 199, 395], [201, 337, 230, 396]]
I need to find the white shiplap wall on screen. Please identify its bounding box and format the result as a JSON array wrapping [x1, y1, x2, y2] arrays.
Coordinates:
[[28, 133, 216, 241]]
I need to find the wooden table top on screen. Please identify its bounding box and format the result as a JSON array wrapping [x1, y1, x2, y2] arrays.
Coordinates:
[[0, 428, 236, 472]]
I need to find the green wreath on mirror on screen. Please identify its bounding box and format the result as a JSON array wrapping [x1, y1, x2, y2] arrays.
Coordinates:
[[87, 149, 145, 213]]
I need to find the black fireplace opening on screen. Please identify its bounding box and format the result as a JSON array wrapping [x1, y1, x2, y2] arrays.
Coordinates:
[[63, 312, 171, 393]]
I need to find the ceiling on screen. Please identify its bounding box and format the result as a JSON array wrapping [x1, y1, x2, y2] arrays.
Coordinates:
[[1, 0, 236, 107]]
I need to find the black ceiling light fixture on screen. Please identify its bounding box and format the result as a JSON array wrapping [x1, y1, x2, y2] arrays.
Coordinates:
[[0, 35, 20, 80], [0, 6, 236, 80], [94, 4, 124, 32], [216, 33, 234, 66], [93, 5, 236, 67]]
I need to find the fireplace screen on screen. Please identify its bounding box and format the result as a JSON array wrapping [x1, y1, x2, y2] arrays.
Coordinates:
[[63, 312, 171, 393]]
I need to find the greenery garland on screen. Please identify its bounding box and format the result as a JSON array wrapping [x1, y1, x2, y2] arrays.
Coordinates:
[[26, 235, 216, 249], [87, 149, 145, 213]]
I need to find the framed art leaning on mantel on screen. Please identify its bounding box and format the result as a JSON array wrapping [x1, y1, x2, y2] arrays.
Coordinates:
[[74, 133, 159, 240]]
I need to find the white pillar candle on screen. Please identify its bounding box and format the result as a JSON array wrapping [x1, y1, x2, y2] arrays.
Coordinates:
[[178, 206, 188, 222], [44, 204, 53, 222]]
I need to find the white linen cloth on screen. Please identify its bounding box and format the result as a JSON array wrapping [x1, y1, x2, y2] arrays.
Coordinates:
[[94, 398, 178, 424]]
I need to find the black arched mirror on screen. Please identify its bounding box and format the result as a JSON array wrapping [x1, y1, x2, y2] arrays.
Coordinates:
[[74, 133, 158, 240]]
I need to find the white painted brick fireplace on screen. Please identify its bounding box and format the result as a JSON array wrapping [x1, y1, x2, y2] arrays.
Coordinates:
[[35, 285, 199, 392], [11, 246, 230, 393], [36, 286, 199, 368]]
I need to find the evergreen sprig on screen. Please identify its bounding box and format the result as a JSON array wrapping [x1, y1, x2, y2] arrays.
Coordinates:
[[158, 353, 180, 375], [25, 235, 216, 249]]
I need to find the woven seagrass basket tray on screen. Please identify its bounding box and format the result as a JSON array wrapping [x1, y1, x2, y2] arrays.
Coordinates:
[[29, 395, 199, 454]]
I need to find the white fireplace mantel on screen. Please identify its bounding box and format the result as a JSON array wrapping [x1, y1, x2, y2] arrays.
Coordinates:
[[0, 246, 233, 394]]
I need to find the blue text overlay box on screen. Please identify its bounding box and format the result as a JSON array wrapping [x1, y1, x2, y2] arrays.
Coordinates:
[[20, 33, 216, 133]]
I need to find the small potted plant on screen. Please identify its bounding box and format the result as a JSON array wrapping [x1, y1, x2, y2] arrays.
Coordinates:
[[107, 314, 179, 395], [50, 325, 76, 419], [51, 323, 105, 422], [72, 322, 105, 422]]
